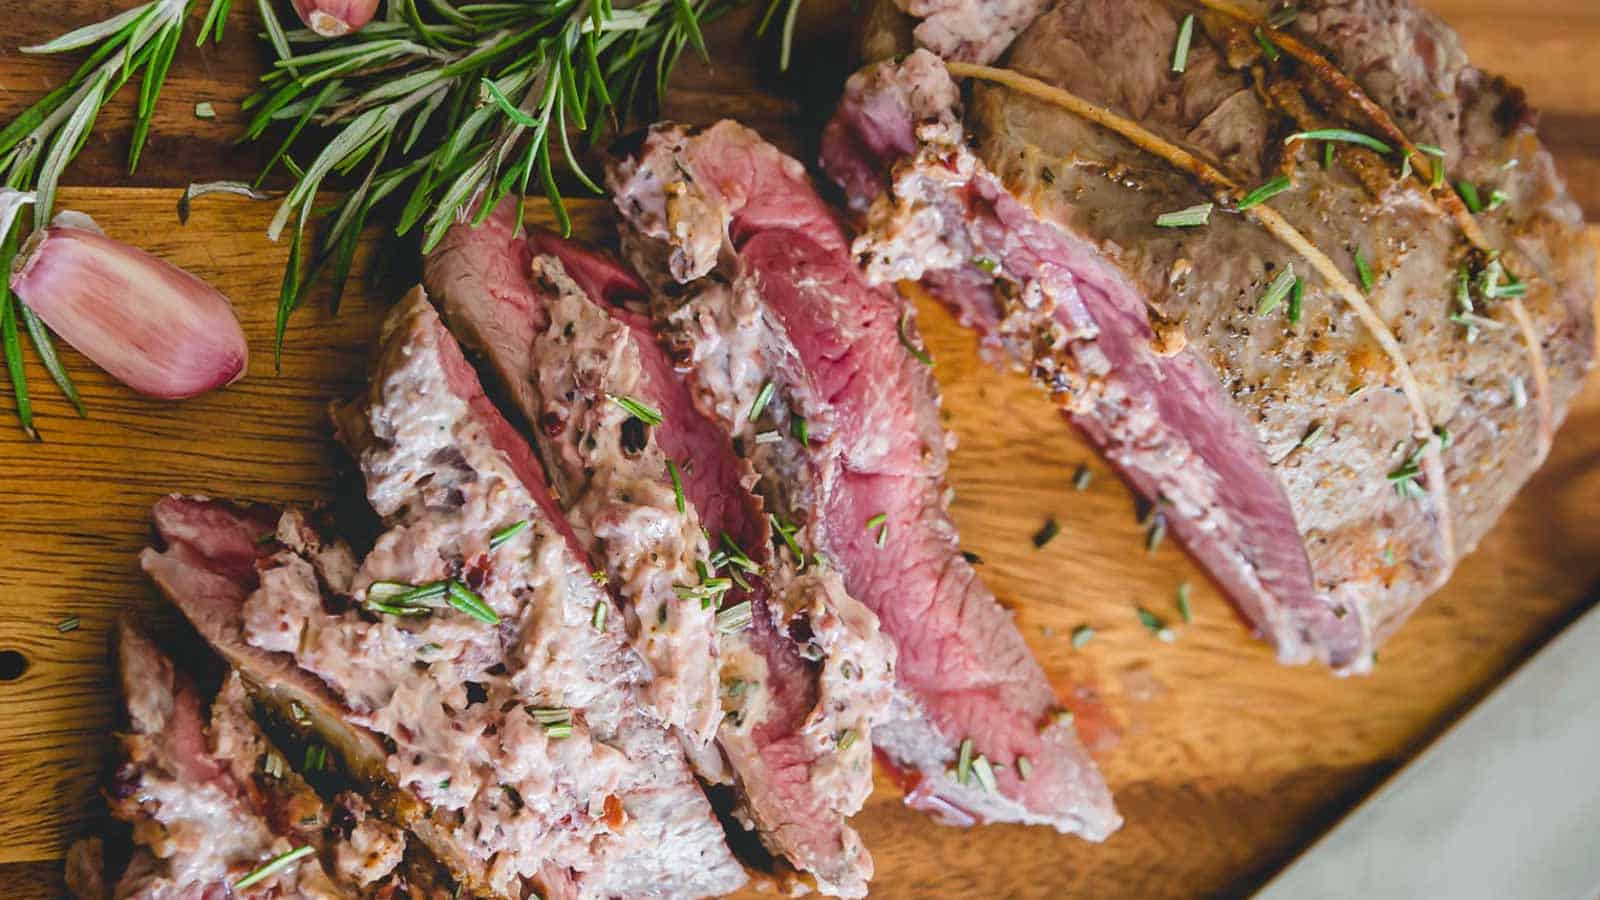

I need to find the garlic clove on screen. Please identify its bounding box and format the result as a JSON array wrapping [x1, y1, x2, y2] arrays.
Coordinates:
[[10, 215, 248, 400], [291, 0, 380, 37]]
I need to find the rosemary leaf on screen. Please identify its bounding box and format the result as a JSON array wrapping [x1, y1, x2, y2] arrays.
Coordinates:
[[1155, 202, 1213, 228], [1255, 266, 1297, 317], [748, 380, 776, 422], [20, 305, 85, 416], [447, 580, 500, 624], [234, 846, 316, 890], [1171, 14, 1195, 74], [611, 393, 664, 426], [667, 459, 686, 514], [1286, 128, 1392, 155], [897, 309, 933, 366], [1237, 174, 1291, 211], [489, 519, 529, 550], [1354, 247, 1374, 294]]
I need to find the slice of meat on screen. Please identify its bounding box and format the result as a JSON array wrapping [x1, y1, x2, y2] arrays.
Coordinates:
[[144, 292, 745, 900], [426, 203, 896, 897], [337, 289, 745, 898], [822, 0, 1595, 670], [608, 120, 1120, 838], [105, 617, 355, 898], [425, 204, 722, 748]]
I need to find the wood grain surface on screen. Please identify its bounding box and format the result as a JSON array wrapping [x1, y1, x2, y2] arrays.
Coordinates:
[[1, 1, 1597, 898]]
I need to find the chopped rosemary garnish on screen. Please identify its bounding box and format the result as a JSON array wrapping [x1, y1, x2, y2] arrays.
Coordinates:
[[446, 581, 500, 625], [1286, 129, 1392, 155], [1136, 606, 1175, 642], [1388, 444, 1428, 500], [1354, 247, 1374, 294], [234, 845, 315, 890], [791, 412, 809, 444], [303, 743, 328, 772], [1071, 625, 1095, 649], [837, 729, 857, 751], [1177, 582, 1193, 624], [674, 577, 732, 609], [1431, 156, 1446, 189], [1253, 27, 1280, 61], [262, 751, 286, 779], [1171, 14, 1196, 73], [366, 579, 448, 615], [1155, 202, 1213, 228], [489, 520, 529, 550], [748, 380, 776, 422], [1480, 260, 1527, 299], [956, 738, 974, 785], [898, 310, 934, 366], [591, 569, 608, 583], [1323, 141, 1334, 169], [718, 533, 760, 573], [1073, 464, 1093, 491], [971, 755, 998, 793], [1415, 143, 1446, 158], [865, 512, 889, 548], [529, 706, 574, 738], [1145, 514, 1167, 553], [528, 706, 570, 724], [667, 459, 686, 514], [1017, 756, 1033, 780], [56, 616, 80, 633], [1510, 375, 1528, 410], [1487, 189, 1509, 211], [1287, 276, 1305, 324], [716, 601, 753, 634], [971, 255, 999, 274], [1237, 175, 1292, 211], [770, 514, 805, 564], [1457, 179, 1483, 213], [1032, 517, 1059, 548], [591, 601, 607, 631], [1255, 265, 1297, 317], [1268, 5, 1299, 27], [611, 394, 664, 426]]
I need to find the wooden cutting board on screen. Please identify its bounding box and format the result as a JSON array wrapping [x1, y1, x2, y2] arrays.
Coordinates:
[[2, 2, 1598, 898]]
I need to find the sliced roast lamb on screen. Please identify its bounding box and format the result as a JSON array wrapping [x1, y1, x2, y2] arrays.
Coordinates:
[[142, 291, 745, 899], [102, 617, 380, 898], [607, 119, 1120, 839], [822, 1, 1595, 672], [425, 201, 895, 897]]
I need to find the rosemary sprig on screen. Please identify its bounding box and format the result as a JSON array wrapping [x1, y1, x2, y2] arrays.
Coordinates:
[[0, 0, 228, 434], [247, 0, 732, 364]]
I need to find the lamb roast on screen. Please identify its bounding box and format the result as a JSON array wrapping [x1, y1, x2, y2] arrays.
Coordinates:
[[823, 0, 1595, 671]]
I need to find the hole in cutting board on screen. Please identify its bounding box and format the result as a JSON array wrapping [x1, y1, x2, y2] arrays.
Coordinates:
[[0, 649, 26, 681]]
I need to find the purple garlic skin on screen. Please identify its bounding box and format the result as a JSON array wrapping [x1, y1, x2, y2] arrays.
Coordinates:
[[10, 221, 248, 400], [292, 0, 380, 36]]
